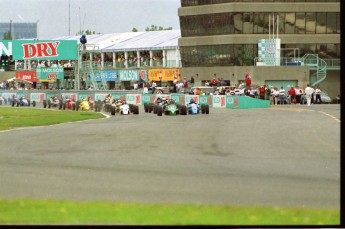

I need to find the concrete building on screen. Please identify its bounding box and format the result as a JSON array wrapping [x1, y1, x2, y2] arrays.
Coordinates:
[[178, 0, 340, 99]]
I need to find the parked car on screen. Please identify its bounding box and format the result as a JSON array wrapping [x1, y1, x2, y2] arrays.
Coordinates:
[[300, 91, 332, 104]]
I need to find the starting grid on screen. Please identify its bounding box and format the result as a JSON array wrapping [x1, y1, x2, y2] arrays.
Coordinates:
[[0, 91, 270, 109]]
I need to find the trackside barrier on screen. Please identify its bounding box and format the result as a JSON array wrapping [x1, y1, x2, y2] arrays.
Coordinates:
[[0, 91, 270, 109]]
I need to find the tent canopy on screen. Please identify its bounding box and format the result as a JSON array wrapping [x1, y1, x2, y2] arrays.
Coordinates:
[[52, 30, 180, 53]]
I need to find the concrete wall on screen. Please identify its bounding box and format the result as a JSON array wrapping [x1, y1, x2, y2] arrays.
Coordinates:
[[318, 70, 340, 100], [181, 66, 309, 85]]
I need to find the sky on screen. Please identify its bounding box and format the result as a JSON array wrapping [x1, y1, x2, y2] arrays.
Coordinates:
[[0, 0, 181, 39]]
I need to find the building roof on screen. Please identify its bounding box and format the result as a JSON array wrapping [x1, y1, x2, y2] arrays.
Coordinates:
[[53, 30, 180, 52]]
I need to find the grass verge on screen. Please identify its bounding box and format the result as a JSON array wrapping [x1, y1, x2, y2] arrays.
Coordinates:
[[0, 199, 339, 225], [0, 107, 105, 131]]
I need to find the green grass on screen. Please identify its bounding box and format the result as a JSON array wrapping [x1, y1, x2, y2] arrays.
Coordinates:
[[0, 107, 105, 131], [0, 107, 340, 225], [0, 199, 339, 225]]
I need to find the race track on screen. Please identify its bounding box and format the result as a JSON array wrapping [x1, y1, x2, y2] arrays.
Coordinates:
[[0, 104, 340, 209]]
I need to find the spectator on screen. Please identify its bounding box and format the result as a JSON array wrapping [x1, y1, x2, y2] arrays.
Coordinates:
[[249, 87, 256, 98], [210, 76, 217, 87], [265, 85, 271, 100], [190, 76, 195, 87], [259, 85, 265, 100], [272, 87, 279, 105], [304, 84, 314, 106], [288, 86, 296, 104], [151, 81, 157, 94], [176, 80, 184, 93], [133, 82, 138, 90], [245, 70, 251, 88], [279, 86, 286, 105], [315, 86, 322, 104], [295, 85, 302, 103]]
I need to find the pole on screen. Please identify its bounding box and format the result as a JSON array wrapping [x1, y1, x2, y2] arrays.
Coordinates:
[[36, 20, 39, 39], [268, 15, 270, 40], [272, 14, 275, 40], [9, 20, 12, 39], [277, 15, 279, 39], [69, 0, 71, 36]]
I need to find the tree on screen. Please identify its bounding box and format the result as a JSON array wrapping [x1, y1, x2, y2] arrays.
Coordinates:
[[76, 30, 100, 35], [132, 28, 138, 32], [3, 31, 12, 40], [145, 25, 173, 32]]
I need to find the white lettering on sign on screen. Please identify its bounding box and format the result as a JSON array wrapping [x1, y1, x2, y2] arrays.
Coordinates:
[[22, 75, 32, 80], [0, 42, 12, 55]]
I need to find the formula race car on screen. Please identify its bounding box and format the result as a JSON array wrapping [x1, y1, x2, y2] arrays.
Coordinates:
[[43, 96, 62, 109], [62, 97, 78, 110], [144, 97, 187, 116], [79, 98, 90, 111], [109, 99, 139, 116], [187, 99, 209, 115], [11, 96, 36, 107]]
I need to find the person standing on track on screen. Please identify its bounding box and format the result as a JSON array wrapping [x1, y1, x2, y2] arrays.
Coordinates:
[[304, 84, 314, 106]]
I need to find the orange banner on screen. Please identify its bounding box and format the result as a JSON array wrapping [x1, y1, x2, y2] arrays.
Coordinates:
[[148, 69, 180, 81]]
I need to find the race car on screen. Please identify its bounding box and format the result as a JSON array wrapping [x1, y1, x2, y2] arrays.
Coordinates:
[[79, 98, 90, 111], [43, 96, 62, 109], [145, 97, 187, 116], [62, 97, 77, 110], [109, 99, 139, 116], [11, 95, 36, 107], [187, 99, 210, 115], [162, 99, 187, 116]]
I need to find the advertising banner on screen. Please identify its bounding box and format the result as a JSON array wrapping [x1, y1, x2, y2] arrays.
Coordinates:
[[36, 67, 64, 80], [95, 70, 118, 82], [171, 94, 185, 105], [138, 70, 148, 81], [45, 92, 60, 101], [61, 93, 76, 101], [226, 96, 270, 109], [30, 93, 46, 102], [16, 71, 37, 82], [11, 40, 78, 60], [141, 94, 155, 104], [0, 93, 16, 102], [148, 69, 180, 81], [15, 91, 30, 100], [95, 93, 108, 102], [212, 95, 226, 108], [199, 95, 213, 107], [111, 93, 126, 101], [226, 96, 239, 109], [78, 92, 95, 101], [184, 95, 199, 106], [118, 70, 139, 81], [126, 94, 141, 105]]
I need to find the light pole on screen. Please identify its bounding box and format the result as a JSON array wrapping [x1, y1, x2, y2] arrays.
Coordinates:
[[36, 20, 39, 39]]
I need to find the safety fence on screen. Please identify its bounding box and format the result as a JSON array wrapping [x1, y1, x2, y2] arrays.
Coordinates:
[[0, 91, 270, 109]]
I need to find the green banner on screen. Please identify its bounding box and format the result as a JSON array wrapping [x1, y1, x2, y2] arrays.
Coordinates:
[[11, 40, 78, 60], [78, 92, 95, 101], [226, 96, 270, 109], [118, 70, 139, 81], [141, 94, 156, 104], [36, 67, 64, 80]]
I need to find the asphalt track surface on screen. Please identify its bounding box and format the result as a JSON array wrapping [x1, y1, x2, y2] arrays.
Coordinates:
[[0, 104, 340, 209]]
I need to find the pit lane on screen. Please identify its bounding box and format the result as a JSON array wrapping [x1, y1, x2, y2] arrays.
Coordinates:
[[0, 104, 340, 209]]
